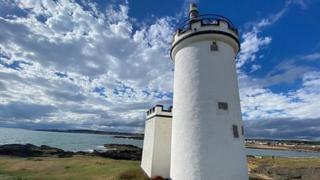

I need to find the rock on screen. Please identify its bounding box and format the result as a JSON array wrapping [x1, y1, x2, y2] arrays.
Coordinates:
[[75, 151, 94, 156], [104, 144, 142, 151], [0, 144, 74, 158], [113, 135, 144, 140], [94, 144, 142, 160], [0, 144, 41, 157], [0, 143, 142, 160]]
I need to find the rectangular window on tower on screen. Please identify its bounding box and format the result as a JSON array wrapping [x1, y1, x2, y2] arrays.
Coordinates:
[[232, 125, 239, 138], [210, 41, 218, 51], [218, 102, 228, 110], [241, 126, 244, 136]]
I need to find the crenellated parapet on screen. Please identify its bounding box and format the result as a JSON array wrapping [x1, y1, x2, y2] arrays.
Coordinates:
[[171, 14, 240, 60], [175, 14, 238, 36], [146, 105, 172, 120]]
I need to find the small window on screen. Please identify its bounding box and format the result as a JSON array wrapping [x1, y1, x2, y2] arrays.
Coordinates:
[[218, 102, 228, 110], [210, 41, 218, 51], [241, 126, 244, 136], [232, 125, 239, 138]]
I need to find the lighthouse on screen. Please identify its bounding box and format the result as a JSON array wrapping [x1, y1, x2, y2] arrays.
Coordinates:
[[170, 3, 248, 180], [141, 3, 248, 180]]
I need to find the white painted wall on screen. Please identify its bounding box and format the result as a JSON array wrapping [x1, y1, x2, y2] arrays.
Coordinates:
[[170, 21, 248, 180], [141, 119, 155, 177], [141, 106, 172, 178], [152, 117, 172, 177]]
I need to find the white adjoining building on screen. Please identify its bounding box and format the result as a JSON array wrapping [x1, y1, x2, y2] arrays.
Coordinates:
[[141, 105, 172, 178], [141, 4, 248, 180]]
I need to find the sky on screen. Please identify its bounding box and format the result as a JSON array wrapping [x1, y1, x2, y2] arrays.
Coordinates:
[[0, 0, 320, 140]]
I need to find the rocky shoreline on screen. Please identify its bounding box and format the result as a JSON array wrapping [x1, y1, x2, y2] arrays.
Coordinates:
[[0, 143, 141, 160], [96, 144, 142, 160], [0, 144, 74, 158], [113, 135, 144, 140]]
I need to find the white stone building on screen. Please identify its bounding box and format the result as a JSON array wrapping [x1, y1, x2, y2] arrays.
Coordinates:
[[141, 105, 172, 178], [141, 4, 248, 180]]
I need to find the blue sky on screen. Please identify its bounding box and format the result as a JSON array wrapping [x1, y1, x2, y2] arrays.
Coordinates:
[[0, 0, 320, 140]]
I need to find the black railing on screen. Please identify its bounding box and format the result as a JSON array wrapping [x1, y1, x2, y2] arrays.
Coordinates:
[[177, 14, 238, 35]]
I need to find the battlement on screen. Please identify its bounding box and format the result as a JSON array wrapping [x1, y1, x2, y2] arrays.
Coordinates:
[[177, 14, 238, 35], [171, 14, 240, 60], [146, 105, 172, 120]]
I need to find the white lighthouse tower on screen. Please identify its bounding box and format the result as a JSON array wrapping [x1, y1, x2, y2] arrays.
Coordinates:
[[170, 4, 248, 180]]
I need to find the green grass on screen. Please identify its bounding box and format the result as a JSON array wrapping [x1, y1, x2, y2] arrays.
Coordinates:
[[248, 156, 320, 179], [1, 155, 319, 180], [248, 156, 320, 169], [0, 155, 148, 180]]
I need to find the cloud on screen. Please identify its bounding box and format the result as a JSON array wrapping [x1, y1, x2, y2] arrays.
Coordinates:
[[0, 0, 319, 140], [260, 58, 311, 86], [302, 52, 320, 61], [286, 0, 310, 9], [237, 31, 271, 68], [256, 8, 287, 29], [0, 101, 56, 119], [240, 65, 320, 121], [0, 0, 174, 132], [236, 0, 320, 140], [236, 0, 308, 68], [244, 118, 320, 140], [236, 3, 290, 68]]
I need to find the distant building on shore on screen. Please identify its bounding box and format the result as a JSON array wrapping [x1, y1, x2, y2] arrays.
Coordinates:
[[141, 3, 248, 180]]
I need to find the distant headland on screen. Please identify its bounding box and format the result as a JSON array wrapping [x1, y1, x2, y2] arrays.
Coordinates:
[[34, 129, 143, 136]]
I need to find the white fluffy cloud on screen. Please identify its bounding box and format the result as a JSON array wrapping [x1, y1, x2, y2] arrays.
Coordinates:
[[237, 1, 320, 128], [0, 0, 319, 138], [237, 31, 271, 68], [240, 70, 320, 120], [0, 0, 174, 132]]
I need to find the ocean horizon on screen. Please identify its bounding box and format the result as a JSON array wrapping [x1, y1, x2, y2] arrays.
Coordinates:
[[0, 127, 143, 152], [1, 127, 320, 158]]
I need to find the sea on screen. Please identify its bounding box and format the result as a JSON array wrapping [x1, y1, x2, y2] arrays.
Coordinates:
[[0, 127, 319, 158]]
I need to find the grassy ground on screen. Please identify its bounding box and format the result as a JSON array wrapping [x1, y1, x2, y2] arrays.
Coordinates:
[[248, 156, 320, 169], [248, 156, 320, 179], [0, 155, 319, 180], [0, 155, 148, 180]]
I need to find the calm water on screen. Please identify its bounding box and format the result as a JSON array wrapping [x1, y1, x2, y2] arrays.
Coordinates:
[[0, 127, 319, 157], [245, 148, 320, 158], [0, 127, 143, 152]]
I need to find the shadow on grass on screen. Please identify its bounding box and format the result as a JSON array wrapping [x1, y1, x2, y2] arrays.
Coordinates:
[[118, 169, 149, 180]]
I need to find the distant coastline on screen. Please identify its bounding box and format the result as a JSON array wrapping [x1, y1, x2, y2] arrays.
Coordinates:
[[34, 129, 143, 137], [245, 138, 320, 152]]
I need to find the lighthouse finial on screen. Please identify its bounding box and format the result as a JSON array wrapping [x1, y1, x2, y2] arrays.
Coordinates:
[[189, 3, 199, 19]]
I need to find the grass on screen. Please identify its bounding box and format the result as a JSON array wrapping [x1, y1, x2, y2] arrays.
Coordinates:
[[248, 156, 320, 179], [248, 156, 320, 169], [0, 155, 319, 180], [0, 155, 148, 180]]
